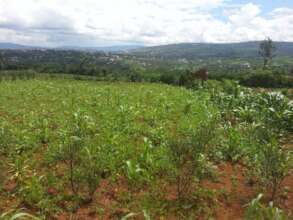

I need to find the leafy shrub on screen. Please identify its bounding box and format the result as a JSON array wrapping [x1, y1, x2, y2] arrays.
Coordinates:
[[58, 110, 104, 198], [81, 146, 103, 198], [159, 72, 178, 85], [240, 71, 293, 88], [257, 92, 293, 131], [0, 122, 12, 154], [167, 103, 219, 201], [210, 82, 293, 132], [218, 125, 249, 163], [254, 140, 292, 201], [61, 134, 83, 195], [20, 175, 45, 207], [60, 111, 93, 195], [36, 118, 50, 144], [125, 160, 145, 185]]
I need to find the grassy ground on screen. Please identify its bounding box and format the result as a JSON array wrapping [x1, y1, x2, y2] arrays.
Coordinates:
[[0, 79, 292, 219]]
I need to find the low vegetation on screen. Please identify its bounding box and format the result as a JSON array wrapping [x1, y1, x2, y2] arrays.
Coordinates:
[[0, 78, 292, 219]]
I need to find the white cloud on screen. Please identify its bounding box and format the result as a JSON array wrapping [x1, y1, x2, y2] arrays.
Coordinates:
[[226, 3, 261, 26], [225, 4, 293, 42], [0, 0, 292, 46], [270, 8, 293, 17]]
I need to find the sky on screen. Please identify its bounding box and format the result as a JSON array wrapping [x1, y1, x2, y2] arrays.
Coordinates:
[[0, 0, 292, 47]]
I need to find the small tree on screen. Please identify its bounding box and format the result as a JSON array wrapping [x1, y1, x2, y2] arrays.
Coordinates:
[[178, 70, 193, 87], [77, 53, 92, 74], [258, 141, 291, 201], [259, 38, 276, 70], [290, 66, 293, 75], [167, 110, 218, 201], [0, 52, 5, 70]]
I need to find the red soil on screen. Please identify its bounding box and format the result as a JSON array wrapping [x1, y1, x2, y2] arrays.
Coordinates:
[[57, 178, 134, 220], [2, 134, 292, 219], [282, 175, 293, 212], [55, 162, 293, 220], [205, 163, 256, 220]]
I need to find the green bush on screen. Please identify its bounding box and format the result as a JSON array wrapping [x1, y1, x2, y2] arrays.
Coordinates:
[[240, 71, 293, 88], [255, 140, 291, 201], [166, 102, 219, 201]]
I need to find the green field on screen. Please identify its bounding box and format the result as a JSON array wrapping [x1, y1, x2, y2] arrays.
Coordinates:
[[0, 79, 292, 219]]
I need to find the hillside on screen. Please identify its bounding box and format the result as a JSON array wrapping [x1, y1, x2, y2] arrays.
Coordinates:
[[2, 42, 293, 57], [0, 78, 292, 219], [0, 43, 142, 52], [131, 41, 293, 59], [57, 45, 143, 52], [0, 43, 39, 50]]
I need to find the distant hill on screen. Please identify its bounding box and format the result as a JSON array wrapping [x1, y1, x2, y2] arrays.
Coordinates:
[[57, 45, 143, 52], [2, 41, 293, 58], [87, 45, 144, 52], [0, 42, 143, 52], [0, 43, 39, 50], [131, 42, 293, 59]]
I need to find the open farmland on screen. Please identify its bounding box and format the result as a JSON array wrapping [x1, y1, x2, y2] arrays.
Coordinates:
[[0, 78, 292, 219]]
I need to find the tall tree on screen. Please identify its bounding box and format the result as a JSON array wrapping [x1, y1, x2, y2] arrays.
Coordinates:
[[259, 37, 277, 69]]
